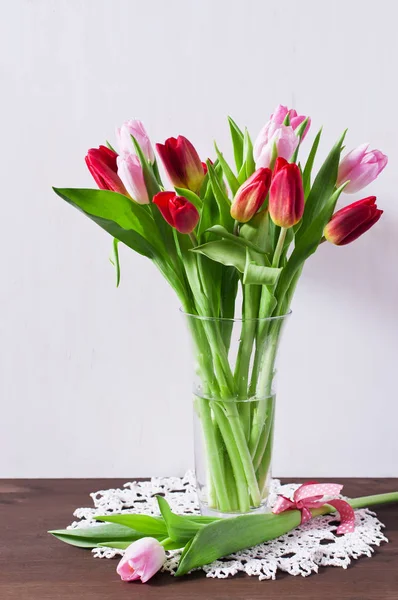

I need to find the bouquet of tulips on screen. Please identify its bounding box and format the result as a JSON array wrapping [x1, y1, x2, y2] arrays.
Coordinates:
[[54, 105, 387, 515]]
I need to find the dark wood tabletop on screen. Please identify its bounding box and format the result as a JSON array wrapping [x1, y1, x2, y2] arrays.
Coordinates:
[[1, 478, 397, 599]]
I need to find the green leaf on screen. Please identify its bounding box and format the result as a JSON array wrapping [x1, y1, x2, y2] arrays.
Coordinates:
[[290, 117, 310, 163], [94, 514, 168, 537], [206, 161, 233, 229], [243, 128, 255, 179], [214, 143, 240, 196], [206, 225, 269, 255], [228, 116, 244, 172], [110, 238, 121, 287], [174, 187, 202, 210], [176, 510, 301, 576], [53, 188, 163, 257], [275, 182, 348, 308], [156, 496, 205, 542], [243, 249, 282, 286], [131, 135, 161, 200], [105, 140, 116, 153], [49, 523, 142, 549], [239, 210, 271, 254], [191, 240, 246, 273], [297, 129, 346, 239], [303, 127, 322, 198]]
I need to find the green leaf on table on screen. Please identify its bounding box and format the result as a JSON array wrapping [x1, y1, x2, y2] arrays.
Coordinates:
[[302, 127, 322, 198], [156, 496, 205, 543], [228, 116, 244, 172], [214, 143, 240, 196], [176, 510, 302, 576], [243, 249, 282, 286], [49, 523, 143, 549], [94, 514, 168, 537]]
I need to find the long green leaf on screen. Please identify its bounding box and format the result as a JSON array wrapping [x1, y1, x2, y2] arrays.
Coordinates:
[[53, 188, 163, 257], [297, 130, 346, 239], [243, 128, 256, 179], [94, 514, 168, 537], [157, 496, 205, 542], [214, 143, 240, 196], [303, 127, 322, 197], [176, 510, 301, 576], [49, 523, 142, 549], [206, 162, 233, 229], [228, 116, 244, 171]]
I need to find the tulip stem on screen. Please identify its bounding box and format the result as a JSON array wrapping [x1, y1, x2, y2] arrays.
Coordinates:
[[272, 228, 287, 268], [233, 220, 240, 236], [189, 232, 198, 247]]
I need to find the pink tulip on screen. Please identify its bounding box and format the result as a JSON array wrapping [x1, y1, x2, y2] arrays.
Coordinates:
[[337, 144, 388, 194], [255, 123, 299, 169], [116, 537, 166, 583], [116, 119, 155, 163], [254, 105, 311, 169], [117, 153, 149, 204], [270, 104, 311, 139]]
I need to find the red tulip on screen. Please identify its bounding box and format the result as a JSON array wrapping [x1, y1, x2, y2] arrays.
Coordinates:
[[85, 146, 128, 195], [153, 191, 199, 234], [324, 196, 383, 246], [230, 168, 272, 223], [156, 136, 205, 193], [269, 162, 304, 228]]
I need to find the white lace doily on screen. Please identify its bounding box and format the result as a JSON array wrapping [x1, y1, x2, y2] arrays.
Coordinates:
[[67, 471, 387, 580]]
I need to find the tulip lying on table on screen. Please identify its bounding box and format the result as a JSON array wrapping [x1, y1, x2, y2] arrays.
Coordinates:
[[50, 488, 398, 582]]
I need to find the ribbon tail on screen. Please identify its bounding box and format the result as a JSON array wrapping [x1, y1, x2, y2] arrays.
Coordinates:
[[327, 499, 355, 534]]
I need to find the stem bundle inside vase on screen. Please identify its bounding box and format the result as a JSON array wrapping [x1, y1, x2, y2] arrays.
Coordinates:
[[53, 105, 388, 515]]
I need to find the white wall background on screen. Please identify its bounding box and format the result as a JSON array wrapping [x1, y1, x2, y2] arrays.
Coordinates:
[[1, 0, 397, 478]]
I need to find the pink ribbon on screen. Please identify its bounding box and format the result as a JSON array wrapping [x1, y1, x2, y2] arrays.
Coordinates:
[[272, 481, 355, 534]]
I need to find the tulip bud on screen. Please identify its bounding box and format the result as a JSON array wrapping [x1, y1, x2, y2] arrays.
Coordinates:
[[116, 119, 155, 163], [116, 153, 149, 204], [230, 168, 272, 223], [324, 196, 383, 246], [156, 136, 205, 193], [116, 537, 166, 583], [153, 191, 199, 234], [269, 163, 304, 228], [337, 144, 388, 194], [85, 146, 128, 195]]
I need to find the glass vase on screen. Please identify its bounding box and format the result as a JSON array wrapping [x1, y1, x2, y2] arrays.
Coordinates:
[[183, 311, 290, 517]]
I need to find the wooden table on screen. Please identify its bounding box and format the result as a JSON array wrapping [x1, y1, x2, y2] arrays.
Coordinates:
[[1, 478, 397, 599]]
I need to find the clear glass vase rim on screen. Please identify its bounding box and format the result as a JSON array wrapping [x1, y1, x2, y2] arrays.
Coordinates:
[[179, 308, 292, 323]]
